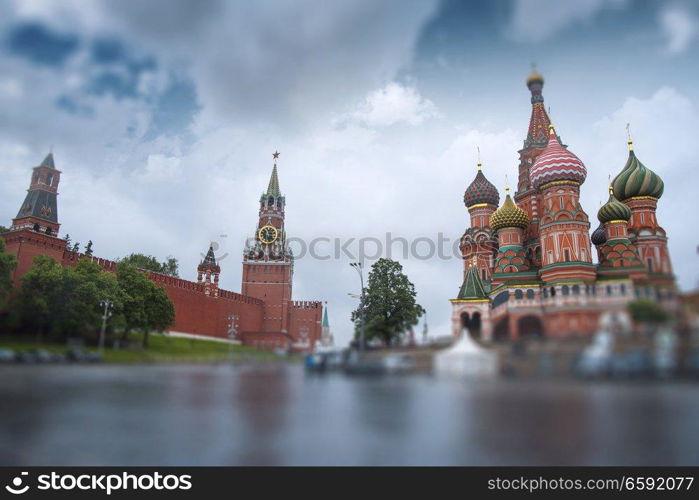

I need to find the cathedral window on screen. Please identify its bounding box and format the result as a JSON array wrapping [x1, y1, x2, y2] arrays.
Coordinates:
[[620, 284, 626, 295], [647, 258, 653, 272], [526, 289, 534, 300], [515, 289, 524, 300], [572, 285, 580, 295], [550, 287, 556, 297], [606, 285, 612, 296], [562, 285, 569, 296], [564, 249, 570, 262]]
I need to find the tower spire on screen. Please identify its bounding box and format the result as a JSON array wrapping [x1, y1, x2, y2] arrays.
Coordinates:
[[626, 123, 634, 151], [266, 151, 282, 198]]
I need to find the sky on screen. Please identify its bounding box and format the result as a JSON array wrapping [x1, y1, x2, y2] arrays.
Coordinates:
[[0, 0, 697, 346]]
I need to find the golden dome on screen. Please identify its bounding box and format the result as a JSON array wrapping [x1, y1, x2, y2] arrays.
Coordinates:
[[526, 66, 544, 87], [490, 189, 530, 231]]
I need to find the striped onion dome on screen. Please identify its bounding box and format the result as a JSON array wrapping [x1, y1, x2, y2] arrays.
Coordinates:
[[464, 163, 500, 209], [598, 187, 631, 224], [490, 189, 530, 231], [530, 125, 587, 189], [591, 223, 607, 246], [611, 144, 664, 201]]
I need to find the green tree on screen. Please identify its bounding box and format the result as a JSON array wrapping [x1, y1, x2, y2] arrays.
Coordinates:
[[0, 225, 9, 234], [351, 258, 425, 347], [15, 257, 121, 340], [15, 255, 64, 338], [84, 240, 94, 256], [627, 299, 670, 324], [116, 263, 175, 347], [0, 237, 18, 308], [143, 285, 175, 347], [161, 256, 179, 277], [55, 259, 121, 339], [120, 253, 179, 277]]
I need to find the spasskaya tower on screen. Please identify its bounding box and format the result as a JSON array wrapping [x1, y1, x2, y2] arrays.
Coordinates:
[[241, 151, 294, 334]]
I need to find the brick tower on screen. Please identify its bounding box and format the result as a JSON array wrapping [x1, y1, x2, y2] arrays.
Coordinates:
[[611, 137, 674, 287], [530, 124, 595, 282], [460, 160, 500, 283], [11, 152, 61, 236], [197, 244, 220, 297], [241, 152, 293, 334], [514, 67, 553, 268]]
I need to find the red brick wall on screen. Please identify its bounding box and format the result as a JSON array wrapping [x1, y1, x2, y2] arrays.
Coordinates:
[[2, 229, 266, 339]]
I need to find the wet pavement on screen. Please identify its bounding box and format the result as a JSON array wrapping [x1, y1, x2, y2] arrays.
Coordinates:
[[1, 364, 697, 465]]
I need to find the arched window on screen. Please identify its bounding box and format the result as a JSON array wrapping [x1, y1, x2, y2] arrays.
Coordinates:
[[562, 285, 570, 296], [514, 289, 524, 300], [33, 223, 40, 231], [526, 289, 535, 300], [572, 284, 580, 295], [606, 285, 613, 296], [45, 227, 52, 235], [543, 288, 548, 298], [550, 287, 556, 297], [620, 284, 626, 295]]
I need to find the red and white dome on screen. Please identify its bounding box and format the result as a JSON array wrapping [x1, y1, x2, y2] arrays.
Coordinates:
[[530, 126, 586, 189]]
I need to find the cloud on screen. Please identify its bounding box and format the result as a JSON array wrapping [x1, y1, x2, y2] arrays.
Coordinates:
[[660, 5, 697, 55], [339, 82, 438, 128], [507, 0, 628, 43], [5, 22, 79, 66]]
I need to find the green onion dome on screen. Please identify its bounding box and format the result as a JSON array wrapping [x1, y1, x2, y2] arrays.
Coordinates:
[[490, 188, 530, 231], [464, 163, 500, 209], [591, 223, 607, 246], [611, 143, 664, 201], [598, 187, 631, 224]]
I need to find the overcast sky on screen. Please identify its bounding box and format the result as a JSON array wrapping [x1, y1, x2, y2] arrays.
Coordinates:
[[0, 0, 697, 345]]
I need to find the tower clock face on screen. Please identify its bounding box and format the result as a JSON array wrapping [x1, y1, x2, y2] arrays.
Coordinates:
[[258, 225, 279, 244]]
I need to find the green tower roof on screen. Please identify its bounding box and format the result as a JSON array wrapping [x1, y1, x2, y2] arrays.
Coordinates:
[[322, 306, 329, 327], [266, 163, 281, 198], [457, 263, 488, 300]]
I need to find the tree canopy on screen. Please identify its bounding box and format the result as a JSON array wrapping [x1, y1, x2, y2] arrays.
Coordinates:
[[119, 253, 179, 277], [351, 258, 424, 347], [0, 225, 9, 234], [116, 263, 175, 347], [12, 256, 175, 346], [0, 237, 17, 308], [16, 257, 121, 339], [627, 298, 670, 324]]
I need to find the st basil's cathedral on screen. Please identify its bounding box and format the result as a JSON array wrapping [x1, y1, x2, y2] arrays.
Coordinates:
[[452, 69, 676, 340]]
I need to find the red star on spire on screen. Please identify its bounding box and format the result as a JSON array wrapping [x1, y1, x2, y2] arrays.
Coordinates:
[[272, 151, 280, 160]]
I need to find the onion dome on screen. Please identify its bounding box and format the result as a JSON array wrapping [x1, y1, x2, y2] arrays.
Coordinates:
[[591, 223, 607, 246], [530, 124, 587, 189], [463, 163, 500, 209], [490, 188, 530, 231], [611, 141, 664, 201], [597, 186, 631, 224], [526, 68, 544, 88]]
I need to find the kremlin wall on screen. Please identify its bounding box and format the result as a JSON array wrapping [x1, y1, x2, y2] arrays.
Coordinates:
[[1, 153, 329, 353]]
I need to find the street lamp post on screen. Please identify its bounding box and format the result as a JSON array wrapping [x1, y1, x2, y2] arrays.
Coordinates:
[[349, 262, 366, 351], [98, 300, 114, 353], [227, 315, 239, 361]]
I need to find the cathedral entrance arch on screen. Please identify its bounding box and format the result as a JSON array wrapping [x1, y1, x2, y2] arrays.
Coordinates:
[[517, 315, 544, 339]]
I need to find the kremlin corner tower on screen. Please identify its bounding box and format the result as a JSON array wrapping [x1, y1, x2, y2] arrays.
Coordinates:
[[452, 69, 677, 341]]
